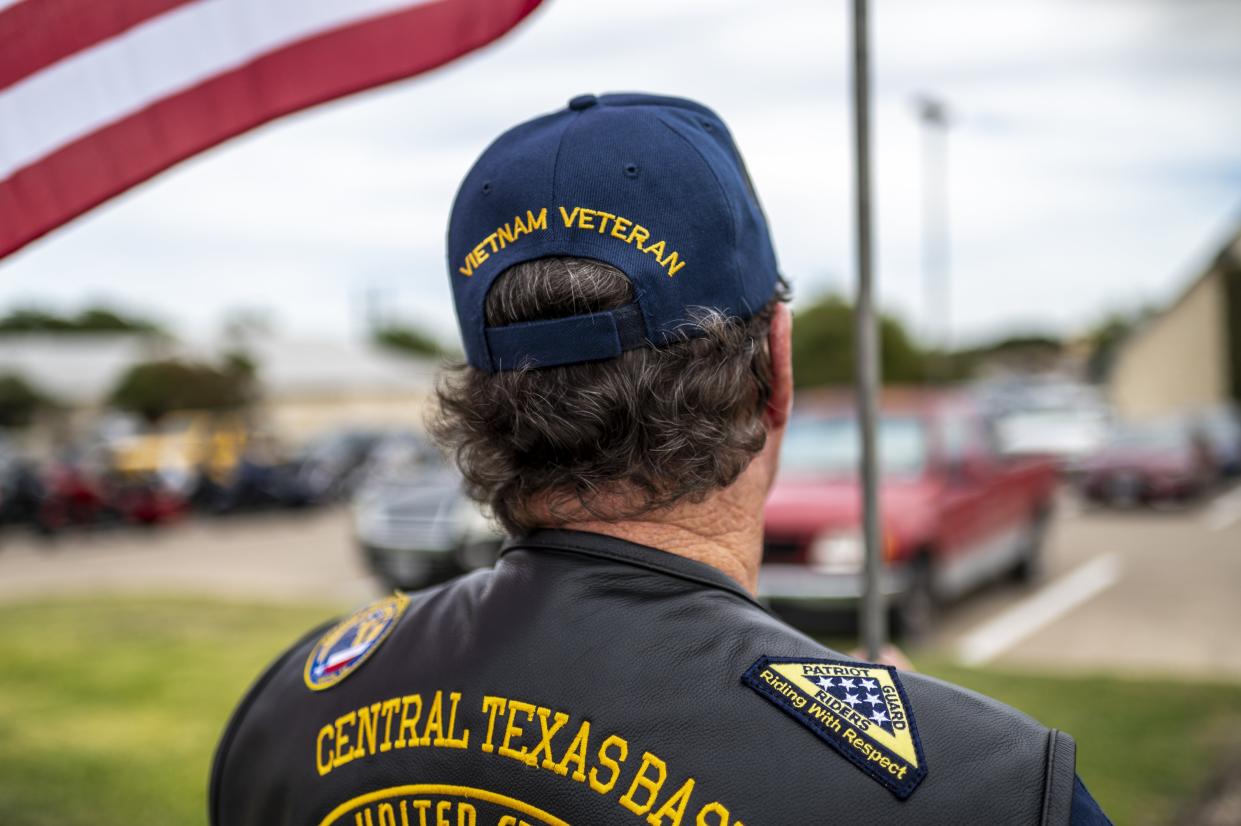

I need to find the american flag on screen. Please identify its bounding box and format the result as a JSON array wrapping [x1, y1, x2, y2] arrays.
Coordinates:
[[0, 0, 544, 258], [815, 674, 896, 733]]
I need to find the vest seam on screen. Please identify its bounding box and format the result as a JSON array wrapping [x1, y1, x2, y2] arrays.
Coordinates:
[[1039, 727, 1059, 826]]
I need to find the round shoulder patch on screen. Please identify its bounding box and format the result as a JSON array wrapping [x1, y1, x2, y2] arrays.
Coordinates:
[[305, 592, 409, 691]]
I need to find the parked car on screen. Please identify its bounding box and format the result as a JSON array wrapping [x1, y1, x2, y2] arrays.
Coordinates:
[[1078, 421, 1216, 507], [35, 457, 185, 532], [352, 434, 504, 590], [0, 428, 188, 535], [0, 445, 48, 532], [200, 429, 324, 514], [108, 411, 248, 490], [761, 393, 1058, 636], [994, 399, 1111, 476], [1194, 406, 1241, 479], [294, 429, 391, 504]]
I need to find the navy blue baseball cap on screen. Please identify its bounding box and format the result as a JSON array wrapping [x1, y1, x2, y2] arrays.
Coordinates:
[[447, 92, 781, 372]]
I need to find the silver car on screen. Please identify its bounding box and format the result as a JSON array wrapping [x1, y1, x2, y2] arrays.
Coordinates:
[[352, 434, 503, 589]]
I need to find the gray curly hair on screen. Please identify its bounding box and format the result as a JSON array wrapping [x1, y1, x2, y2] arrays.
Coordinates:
[[430, 256, 786, 536]]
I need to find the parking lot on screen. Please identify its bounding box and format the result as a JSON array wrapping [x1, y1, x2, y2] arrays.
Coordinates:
[[1, 485, 1239, 680], [935, 485, 1241, 679]]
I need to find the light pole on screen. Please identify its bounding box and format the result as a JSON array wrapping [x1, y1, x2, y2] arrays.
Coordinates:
[[851, 0, 885, 661], [914, 94, 951, 380]]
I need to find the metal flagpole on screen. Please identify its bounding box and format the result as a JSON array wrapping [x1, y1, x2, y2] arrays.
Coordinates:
[[851, 0, 886, 660], [915, 95, 951, 380]]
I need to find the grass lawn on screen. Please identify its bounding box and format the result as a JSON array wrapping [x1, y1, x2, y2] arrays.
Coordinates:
[[922, 660, 1241, 826], [0, 597, 334, 826], [0, 597, 1238, 825]]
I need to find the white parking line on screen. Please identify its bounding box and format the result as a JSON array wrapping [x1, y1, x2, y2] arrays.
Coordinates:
[[956, 554, 1121, 667], [1202, 486, 1241, 532]]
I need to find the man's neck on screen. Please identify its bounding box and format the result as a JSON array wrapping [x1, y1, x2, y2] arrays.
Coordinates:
[[555, 473, 767, 594]]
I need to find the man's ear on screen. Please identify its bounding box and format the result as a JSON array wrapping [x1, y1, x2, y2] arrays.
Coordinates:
[[765, 303, 793, 430]]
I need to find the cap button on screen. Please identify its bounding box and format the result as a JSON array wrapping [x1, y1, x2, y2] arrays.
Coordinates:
[[568, 94, 598, 111]]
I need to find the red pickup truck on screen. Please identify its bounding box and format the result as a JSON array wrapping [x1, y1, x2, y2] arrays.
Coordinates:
[[761, 392, 1058, 635]]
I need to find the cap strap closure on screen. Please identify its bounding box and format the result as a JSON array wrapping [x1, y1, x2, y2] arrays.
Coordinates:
[[484, 304, 648, 371]]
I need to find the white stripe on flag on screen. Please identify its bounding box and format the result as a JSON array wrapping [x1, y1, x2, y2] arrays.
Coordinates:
[[325, 641, 371, 669], [0, 0, 435, 180]]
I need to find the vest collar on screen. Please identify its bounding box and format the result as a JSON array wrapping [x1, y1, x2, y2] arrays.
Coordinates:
[[503, 528, 765, 609]]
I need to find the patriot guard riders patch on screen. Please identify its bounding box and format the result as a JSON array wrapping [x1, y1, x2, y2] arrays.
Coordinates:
[[305, 593, 409, 691], [742, 656, 927, 798]]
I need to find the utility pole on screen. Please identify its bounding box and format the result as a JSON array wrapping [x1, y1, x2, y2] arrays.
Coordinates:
[[851, 0, 885, 661], [915, 94, 951, 379]]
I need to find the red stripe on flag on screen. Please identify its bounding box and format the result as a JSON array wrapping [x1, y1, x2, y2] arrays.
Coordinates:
[[0, 0, 543, 258], [323, 657, 356, 675], [0, 0, 199, 92]]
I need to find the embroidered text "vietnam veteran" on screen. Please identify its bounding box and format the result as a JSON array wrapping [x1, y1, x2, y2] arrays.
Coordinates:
[[458, 206, 686, 278]]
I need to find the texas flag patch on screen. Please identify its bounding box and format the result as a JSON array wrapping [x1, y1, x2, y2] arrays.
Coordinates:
[[304, 593, 408, 691], [742, 656, 927, 799]]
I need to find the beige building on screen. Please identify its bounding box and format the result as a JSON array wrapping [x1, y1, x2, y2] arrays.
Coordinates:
[[0, 331, 438, 445], [243, 336, 437, 441], [1109, 226, 1241, 420]]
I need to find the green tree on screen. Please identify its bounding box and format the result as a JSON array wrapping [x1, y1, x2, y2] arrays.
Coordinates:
[[790, 294, 925, 388], [108, 359, 255, 422], [0, 305, 160, 335], [373, 324, 443, 358], [1085, 312, 1142, 384], [72, 307, 159, 333], [0, 309, 73, 333], [0, 373, 54, 428], [944, 334, 1064, 379]]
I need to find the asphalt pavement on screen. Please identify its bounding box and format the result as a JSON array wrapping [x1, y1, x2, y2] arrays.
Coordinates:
[[0, 508, 381, 606], [0, 485, 1238, 680], [930, 484, 1241, 680]]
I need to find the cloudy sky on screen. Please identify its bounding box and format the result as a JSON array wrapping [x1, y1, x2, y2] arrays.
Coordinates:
[[1, 0, 1239, 349]]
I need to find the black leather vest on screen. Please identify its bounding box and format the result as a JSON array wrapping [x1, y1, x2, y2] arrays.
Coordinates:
[[211, 529, 1077, 826]]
